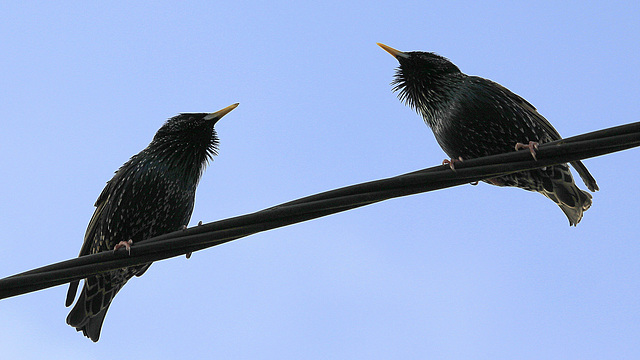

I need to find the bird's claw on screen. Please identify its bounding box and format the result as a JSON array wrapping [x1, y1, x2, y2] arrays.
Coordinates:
[[113, 240, 133, 255], [180, 224, 193, 259], [515, 141, 539, 161], [443, 157, 478, 185], [442, 156, 464, 171], [185, 222, 203, 259]]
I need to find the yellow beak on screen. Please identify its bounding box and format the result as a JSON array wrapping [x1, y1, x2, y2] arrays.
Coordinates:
[[204, 103, 239, 121], [377, 43, 409, 59]]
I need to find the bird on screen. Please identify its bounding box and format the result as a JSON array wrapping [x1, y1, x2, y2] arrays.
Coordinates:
[[377, 43, 598, 226], [65, 103, 239, 341]]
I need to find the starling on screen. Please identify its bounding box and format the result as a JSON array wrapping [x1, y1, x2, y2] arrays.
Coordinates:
[[378, 43, 598, 226], [65, 103, 239, 341]]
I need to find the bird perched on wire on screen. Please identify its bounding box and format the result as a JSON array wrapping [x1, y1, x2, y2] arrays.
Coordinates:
[[377, 43, 598, 226], [65, 103, 239, 341]]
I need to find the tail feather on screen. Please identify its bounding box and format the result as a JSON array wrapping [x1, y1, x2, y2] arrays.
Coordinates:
[[541, 176, 593, 226], [65, 280, 80, 307], [570, 160, 599, 192], [66, 284, 112, 342], [66, 273, 126, 342], [486, 163, 595, 226]]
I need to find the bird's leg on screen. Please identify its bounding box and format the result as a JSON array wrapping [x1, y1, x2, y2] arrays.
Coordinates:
[[443, 157, 479, 185], [515, 141, 539, 161], [183, 222, 203, 259], [182, 225, 192, 259], [442, 156, 464, 171], [113, 240, 133, 255]]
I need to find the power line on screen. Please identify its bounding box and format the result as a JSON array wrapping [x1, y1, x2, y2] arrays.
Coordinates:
[[1, 121, 638, 300]]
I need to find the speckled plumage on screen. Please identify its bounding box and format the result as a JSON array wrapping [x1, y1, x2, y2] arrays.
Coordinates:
[[65, 103, 238, 341], [378, 43, 598, 225]]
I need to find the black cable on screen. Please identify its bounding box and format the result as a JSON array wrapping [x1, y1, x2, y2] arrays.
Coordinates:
[[1, 122, 638, 300]]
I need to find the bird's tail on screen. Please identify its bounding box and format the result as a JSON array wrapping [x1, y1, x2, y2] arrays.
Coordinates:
[[539, 167, 593, 226], [66, 275, 125, 342]]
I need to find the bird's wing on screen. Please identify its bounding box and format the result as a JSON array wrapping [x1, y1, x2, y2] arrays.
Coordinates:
[[569, 160, 599, 191], [491, 82, 563, 140], [499, 83, 599, 191], [79, 181, 114, 256], [65, 181, 113, 307]]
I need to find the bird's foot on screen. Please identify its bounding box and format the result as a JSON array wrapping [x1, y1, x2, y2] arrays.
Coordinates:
[[184, 222, 203, 259], [515, 141, 539, 161], [113, 240, 133, 255], [443, 157, 478, 185], [181, 224, 192, 259], [442, 156, 464, 171]]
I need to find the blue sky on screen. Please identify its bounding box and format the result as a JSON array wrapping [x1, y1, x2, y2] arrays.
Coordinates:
[[1, 1, 639, 359]]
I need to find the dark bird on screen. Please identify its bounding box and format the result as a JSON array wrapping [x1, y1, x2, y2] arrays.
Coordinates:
[[378, 43, 598, 226], [65, 103, 239, 341]]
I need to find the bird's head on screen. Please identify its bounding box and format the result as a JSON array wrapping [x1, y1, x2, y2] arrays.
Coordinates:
[[144, 103, 239, 181], [377, 43, 462, 121], [377, 43, 460, 80], [151, 103, 238, 162]]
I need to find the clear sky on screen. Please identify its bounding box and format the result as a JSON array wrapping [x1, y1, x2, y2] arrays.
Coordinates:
[[1, 1, 639, 359]]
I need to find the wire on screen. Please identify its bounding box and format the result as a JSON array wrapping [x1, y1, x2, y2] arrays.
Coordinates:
[[1, 121, 638, 300]]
